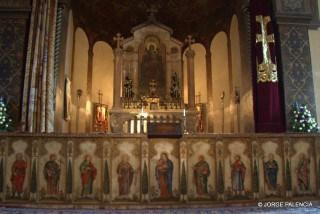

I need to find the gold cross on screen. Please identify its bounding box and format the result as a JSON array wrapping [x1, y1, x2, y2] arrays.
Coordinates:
[[113, 33, 124, 49], [256, 15, 278, 83], [185, 35, 195, 50]]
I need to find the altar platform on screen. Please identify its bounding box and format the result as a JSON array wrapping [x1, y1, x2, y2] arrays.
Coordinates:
[[0, 133, 319, 208]]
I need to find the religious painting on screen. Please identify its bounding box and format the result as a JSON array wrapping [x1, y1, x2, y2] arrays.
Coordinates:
[[5, 139, 31, 200], [111, 140, 140, 202], [291, 139, 316, 196], [260, 140, 283, 197], [38, 140, 66, 201], [224, 140, 251, 199], [139, 35, 166, 98], [187, 141, 215, 200], [150, 140, 179, 201], [74, 141, 101, 201]]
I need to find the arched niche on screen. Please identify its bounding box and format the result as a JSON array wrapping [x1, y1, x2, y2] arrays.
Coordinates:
[[71, 27, 89, 133], [211, 32, 231, 133], [183, 43, 207, 104], [92, 41, 114, 108]]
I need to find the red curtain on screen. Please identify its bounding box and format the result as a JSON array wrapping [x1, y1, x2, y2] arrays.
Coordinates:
[[250, 0, 285, 132]]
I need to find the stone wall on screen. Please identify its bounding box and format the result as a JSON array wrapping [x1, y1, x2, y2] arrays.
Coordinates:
[[0, 134, 318, 207]]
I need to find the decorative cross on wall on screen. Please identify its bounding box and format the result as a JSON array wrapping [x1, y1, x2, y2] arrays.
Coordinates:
[[113, 33, 124, 49], [185, 35, 195, 50], [255, 15, 278, 83]]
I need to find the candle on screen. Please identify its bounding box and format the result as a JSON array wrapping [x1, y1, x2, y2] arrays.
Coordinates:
[[183, 108, 186, 117]]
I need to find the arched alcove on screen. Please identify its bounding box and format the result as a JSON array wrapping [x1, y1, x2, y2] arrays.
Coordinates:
[[183, 43, 207, 104], [92, 41, 114, 108], [71, 27, 89, 133], [211, 32, 231, 133]]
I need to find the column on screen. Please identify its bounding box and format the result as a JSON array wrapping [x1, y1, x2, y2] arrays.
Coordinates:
[[205, 51, 214, 132], [185, 48, 196, 110], [85, 44, 94, 132], [113, 46, 123, 109]]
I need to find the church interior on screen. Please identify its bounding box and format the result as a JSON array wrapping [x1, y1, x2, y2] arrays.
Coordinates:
[[1, 0, 320, 212]]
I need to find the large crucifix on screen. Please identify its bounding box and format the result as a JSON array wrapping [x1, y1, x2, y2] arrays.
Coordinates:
[[185, 35, 195, 50], [113, 33, 124, 49], [256, 15, 278, 83]]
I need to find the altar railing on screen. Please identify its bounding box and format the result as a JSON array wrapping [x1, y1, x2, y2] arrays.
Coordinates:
[[0, 133, 319, 207]]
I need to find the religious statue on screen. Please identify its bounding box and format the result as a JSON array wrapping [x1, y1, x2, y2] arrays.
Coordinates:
[[170, 72, 180, 100], [117, 154, 134, 196], [10, 153, 27, 198], [193, 155, 210, 196], [155, 152, 173, 198], [263, 154, 278, 191], [230, 155, 246, 195], [296, 153, 310, 191], [80, 155, 97, 197], [43, 154, 61, 195], [123, 76, 134, 99]]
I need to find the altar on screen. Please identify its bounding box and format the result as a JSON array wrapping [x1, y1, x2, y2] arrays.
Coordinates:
[[108, 13, 200, 135]]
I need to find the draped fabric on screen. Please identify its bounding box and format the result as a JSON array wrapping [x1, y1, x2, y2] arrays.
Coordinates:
[[250, 0, 285, 132], [21, 0, 57, 133]]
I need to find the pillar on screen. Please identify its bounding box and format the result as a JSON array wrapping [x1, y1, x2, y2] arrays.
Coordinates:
[[113, 47, 123, 109], [185, 48, 196, 110], [85, 44, 94, 132], [205, 51, 214, 132]]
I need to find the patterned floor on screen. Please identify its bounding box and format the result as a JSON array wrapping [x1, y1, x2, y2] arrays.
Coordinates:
[[1, 206, 320, 214]]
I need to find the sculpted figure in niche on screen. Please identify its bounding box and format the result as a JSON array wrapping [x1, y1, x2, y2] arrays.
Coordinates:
[[117, 154, 134, 196], [296, 153, 310, 192], [193, 155, 210, 196], [10, 153, 27, 198], [80, 154, 97, 197], [155, 152, 173, 198], [43, 154, 61, 195], [263, 153, 278, 192], [230, 155, 246, 196]]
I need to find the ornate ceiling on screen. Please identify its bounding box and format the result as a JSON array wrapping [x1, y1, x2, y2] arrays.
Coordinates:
[[72, 0, 237, 47]]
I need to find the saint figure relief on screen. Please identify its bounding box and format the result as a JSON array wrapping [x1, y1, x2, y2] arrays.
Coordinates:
[[10, 153, 27, 197], [155, 152, 173, 198], [80, 154, 97, 197], [230, 155, 246, 195], [296, 153, 310, 192], [117, 154, 134, 196], [43, 154, 61, 195], [193, 155, 210, 196], [263, 154, 278, 191]]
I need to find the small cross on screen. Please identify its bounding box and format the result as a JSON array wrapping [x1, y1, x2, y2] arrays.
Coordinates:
[[113, 33, 124, 49], [98, 90, 103, 104], [185, 35, 195, 50]]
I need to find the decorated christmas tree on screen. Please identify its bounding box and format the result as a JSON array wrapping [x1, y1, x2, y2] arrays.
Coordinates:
[[0, 97, 12, 131], [290, 102, 319, 133]]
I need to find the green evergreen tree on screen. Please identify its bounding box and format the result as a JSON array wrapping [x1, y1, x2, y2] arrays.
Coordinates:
[[103, 159, 110, 194], [217, 160, 224, 194], [290, 102, 319, 133], [0, 97, 13, 131], [252, 159, 259, 193], [141, 161, 148, 195], [180, 161, 187, 195], [30, 160, 37, 193], [286, 159, 292, 191], [66, 160, 73, 194], [0, 158, 3, 192]]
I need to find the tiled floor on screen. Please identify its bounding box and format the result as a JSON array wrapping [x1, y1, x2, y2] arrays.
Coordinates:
[[0, 206, 320, 214]]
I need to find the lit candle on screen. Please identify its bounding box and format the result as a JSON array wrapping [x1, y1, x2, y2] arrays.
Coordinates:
[[183, 108, 186, 117]]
